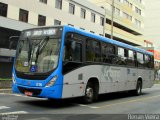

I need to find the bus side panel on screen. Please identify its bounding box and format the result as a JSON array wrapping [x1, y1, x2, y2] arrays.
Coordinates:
[[126, 68, 139, 91], [62, 65, 102, 98], [62, 65, 154, 99], [62, 65, 128, 98], [100, 66, 127, 93], [142, 69, 154, 88]]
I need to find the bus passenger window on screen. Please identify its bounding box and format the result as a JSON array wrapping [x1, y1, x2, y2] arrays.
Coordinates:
[[127, 50, 135, 67], [86, 39, 101, 62], [64, 40, 82, 62], [117, 47, 127, 65], [145, 55, 153, 68], [137, 52, 144, 68], [101, 43, 116, 64]]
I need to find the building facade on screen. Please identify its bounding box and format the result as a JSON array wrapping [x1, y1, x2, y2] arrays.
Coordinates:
[[0, 0, 105, 77], [88, 0, 145, 46]]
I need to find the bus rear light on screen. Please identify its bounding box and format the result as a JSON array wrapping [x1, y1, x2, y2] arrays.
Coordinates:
[[45, 75, 58, 87]]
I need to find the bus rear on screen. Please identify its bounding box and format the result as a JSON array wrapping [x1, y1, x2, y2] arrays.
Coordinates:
[[12, 26, 64, 99]]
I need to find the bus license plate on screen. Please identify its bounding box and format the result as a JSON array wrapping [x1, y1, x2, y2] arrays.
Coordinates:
[[25, 91, 33, 96]]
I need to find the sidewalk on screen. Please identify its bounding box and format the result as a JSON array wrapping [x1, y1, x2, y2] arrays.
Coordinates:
[[0, 80, 12, 93]]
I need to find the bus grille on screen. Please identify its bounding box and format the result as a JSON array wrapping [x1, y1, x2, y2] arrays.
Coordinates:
[[18, 86, 42, 96]]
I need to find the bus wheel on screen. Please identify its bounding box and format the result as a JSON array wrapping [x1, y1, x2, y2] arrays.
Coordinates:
[[133, 80, 142, 96], [83, 82, 94, 103]]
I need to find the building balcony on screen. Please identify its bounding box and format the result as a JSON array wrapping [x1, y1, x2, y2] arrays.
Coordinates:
[[105, 9, 143, 35], [105, 24, 144, 46]]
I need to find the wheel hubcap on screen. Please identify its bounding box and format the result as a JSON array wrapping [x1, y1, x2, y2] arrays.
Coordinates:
[[137, 84, 141, 94], [86, 87, 93, 99]]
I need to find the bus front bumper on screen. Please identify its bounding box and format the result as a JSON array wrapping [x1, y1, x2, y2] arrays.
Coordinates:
[[12, 83, 62, 99]]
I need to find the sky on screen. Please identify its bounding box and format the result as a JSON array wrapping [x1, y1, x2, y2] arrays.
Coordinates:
[[144, 0, 160, 50]]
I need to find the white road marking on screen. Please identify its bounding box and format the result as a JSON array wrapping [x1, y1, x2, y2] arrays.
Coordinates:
[[0, 106, 10, 110], [0, 111, 28, 115], [77, 104, 99, 109], [0, 93, 46, 100]]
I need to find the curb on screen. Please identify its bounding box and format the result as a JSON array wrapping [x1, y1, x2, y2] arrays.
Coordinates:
[[0, 89, 12, 94]]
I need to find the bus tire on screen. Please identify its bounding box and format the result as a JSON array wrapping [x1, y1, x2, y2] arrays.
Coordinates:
[[83, 82, 95, 103], [133, 80, 142, 96]]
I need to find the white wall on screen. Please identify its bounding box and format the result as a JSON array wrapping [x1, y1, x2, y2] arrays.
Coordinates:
[[0, 0, 105, 35]]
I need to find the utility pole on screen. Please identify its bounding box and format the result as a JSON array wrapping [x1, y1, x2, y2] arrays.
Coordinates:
[[111, 0, 114, 40]]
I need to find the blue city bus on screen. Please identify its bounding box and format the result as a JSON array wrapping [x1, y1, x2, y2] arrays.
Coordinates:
[[12, 25, 154, 103]]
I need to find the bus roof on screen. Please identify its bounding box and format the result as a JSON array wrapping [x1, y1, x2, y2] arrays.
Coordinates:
[[63, 25, 153, 56], [22, 25, 153, 56]]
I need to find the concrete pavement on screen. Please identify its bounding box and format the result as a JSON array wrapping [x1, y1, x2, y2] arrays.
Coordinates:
[[0, 80, 12, 93], [0, 84, 160, 114]]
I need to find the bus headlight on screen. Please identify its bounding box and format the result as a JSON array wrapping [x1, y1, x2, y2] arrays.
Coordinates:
[[12, 73, 16, 84], [45, 75, 58, 87]]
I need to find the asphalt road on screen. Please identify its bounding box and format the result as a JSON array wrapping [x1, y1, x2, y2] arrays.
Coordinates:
[[1, 84, 160, 120]]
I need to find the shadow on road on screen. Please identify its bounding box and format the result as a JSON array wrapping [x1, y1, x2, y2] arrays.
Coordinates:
[[17, 92, 149, 109]]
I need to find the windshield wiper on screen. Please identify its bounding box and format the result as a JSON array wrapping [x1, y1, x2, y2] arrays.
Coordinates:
[[35, 36, 50, 63]]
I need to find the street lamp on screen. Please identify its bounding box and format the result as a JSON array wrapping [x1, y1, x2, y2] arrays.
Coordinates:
[[111, 0, 115, 40]]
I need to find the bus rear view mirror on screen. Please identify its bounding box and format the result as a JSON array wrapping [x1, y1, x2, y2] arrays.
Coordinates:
[[9, 36, 19, 50]]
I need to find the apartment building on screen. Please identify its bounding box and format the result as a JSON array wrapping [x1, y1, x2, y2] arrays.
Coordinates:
[[88, 0, 145, 46], [0, 0, 105, 77]]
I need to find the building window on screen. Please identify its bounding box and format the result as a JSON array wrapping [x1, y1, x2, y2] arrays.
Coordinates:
[[19, 9, 28, 23], [135, 7, 141, 15], [54, 19, 61, 25], [81, 8, 86, 19], [135, 19, 141, 27], [39, 0, 47, 4], [129, 3, 132, 8], [100, 17, 104, 26], [38, 15, 46, 26], [68, 24, 74, 27], [136, 0, 142, 3], [69, 3, 75, 15], [91, 13, 95, 23], [0, 2, 8, 17], [115, 8, 120, 15], [123, 12, 132, 21], [55, 0, 62, 9], [80, 28, 85, 30], [124, 0, 129, 6], [90, 31, 95, 34]]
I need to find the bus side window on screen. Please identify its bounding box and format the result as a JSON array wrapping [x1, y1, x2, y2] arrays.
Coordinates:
[[86, 39, 101, 62], [144, 55, 150, 68], [127, 50, 135, 67], [101, 42, 116, 64], [117, 47, 127, 65], [149, 55, 154, 69], [137, 52, 145, 68], [64, 40, 82, 62]]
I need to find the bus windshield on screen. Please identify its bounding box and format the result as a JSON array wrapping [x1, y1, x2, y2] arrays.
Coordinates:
[[15, 27, 62, 73]]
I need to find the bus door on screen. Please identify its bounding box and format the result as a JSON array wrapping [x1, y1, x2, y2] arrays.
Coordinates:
[[116, 47, 128, 91], [62, 33, 85, 98], [126, 50, 137, 90]]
